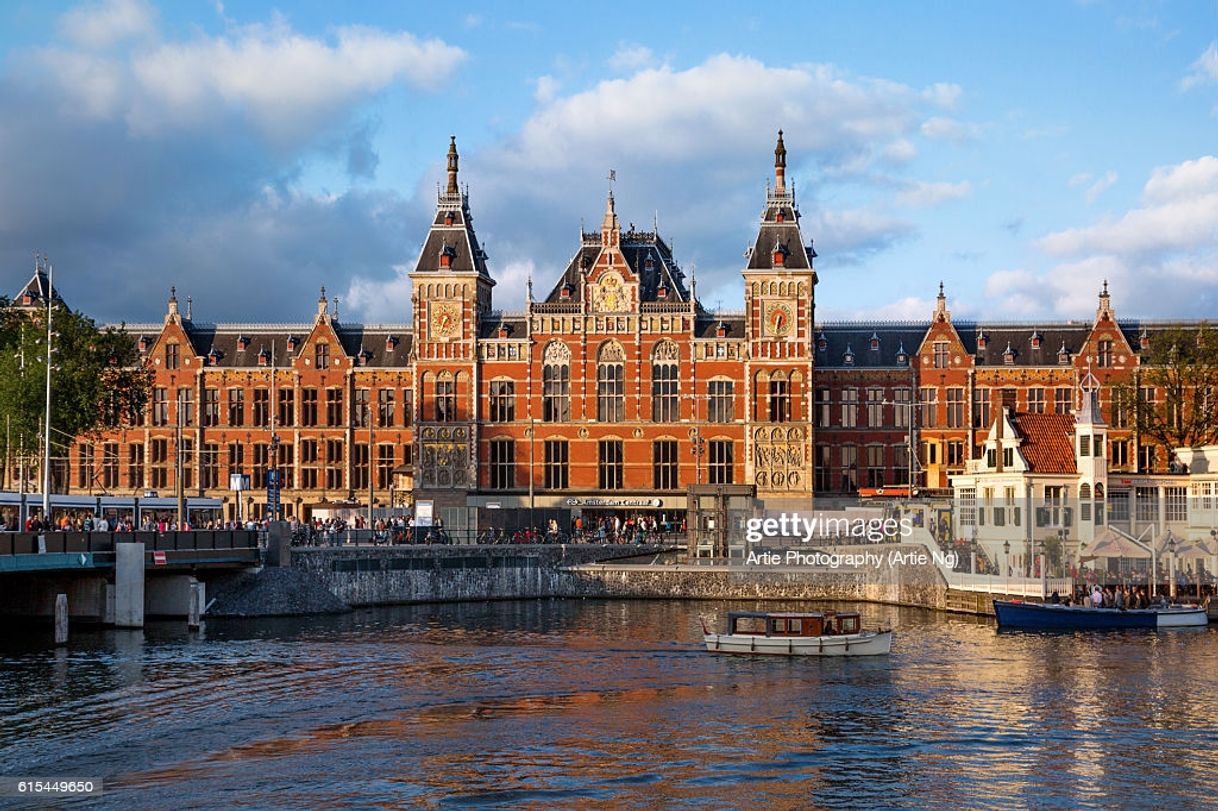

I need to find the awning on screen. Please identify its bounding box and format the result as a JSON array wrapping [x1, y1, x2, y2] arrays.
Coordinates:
[[1081, 528, 1151, 560]]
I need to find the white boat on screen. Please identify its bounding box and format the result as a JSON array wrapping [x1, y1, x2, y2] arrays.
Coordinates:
[[701, 610, 893, 657]]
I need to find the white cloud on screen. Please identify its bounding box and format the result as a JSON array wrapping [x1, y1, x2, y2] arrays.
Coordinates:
[[37, 12, 466, 146], [920, 116, 980, 142], [1068, 172, 1092, 188], [823, 296, 936, 321], [921, 82, 962, 109], [534, 75, 560, 104], [608, 43, 654, 72], [895, 180, 971, 207], [344, 263, 412, 322], [1010, 156, 1218, 318], [1084, 170, 1117, 204], [59, 0, 156, 48], [1182, 41, 1218, 90]]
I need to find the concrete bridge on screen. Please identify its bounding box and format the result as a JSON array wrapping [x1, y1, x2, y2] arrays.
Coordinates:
[[0, 530, 261, 635]]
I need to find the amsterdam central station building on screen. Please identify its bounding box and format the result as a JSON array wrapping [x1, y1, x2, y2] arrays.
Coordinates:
[[39, 133, 1197, 532]]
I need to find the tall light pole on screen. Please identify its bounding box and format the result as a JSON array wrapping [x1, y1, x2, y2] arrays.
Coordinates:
[[41, 260, 54, 522], [366, 392, 374, 535]]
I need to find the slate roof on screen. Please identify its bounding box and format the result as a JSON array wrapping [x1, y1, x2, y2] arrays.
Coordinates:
[[13, 267, 64, 307], [542, 229, 691, 305], [1012, 413, 1077, 474], [957, 322, 1091, 367], [816, 323, 923, 369]]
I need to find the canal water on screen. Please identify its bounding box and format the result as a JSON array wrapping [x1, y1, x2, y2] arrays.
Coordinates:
[[2, 600, 1216, 810]]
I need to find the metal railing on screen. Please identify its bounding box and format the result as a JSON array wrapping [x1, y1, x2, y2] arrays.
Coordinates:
[[289, 526, 686, 548], [0, 530, 260, 555]]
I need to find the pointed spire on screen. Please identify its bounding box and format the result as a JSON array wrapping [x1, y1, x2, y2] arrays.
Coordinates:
[[601, 179, 620, 247], [774, 129, 787, 194], [318, 285, 328, 317], [186, 295, 192, 321], [165, 286, 180, 323], [1097, 278, 1113, 321], [446, 136, 459, 196], [527, 273, 534, 303], [332, 296, 339, 320], [933, 281, 950, 322]]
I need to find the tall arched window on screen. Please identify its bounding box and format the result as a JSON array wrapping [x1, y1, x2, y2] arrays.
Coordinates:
[[597, 342, 625, 422], [1080, 483, 1092, 522], [435, 371, 456, 422], [652, 341, 679, 422], [769, 371, 790, 423], [542, 341, 571, 422]]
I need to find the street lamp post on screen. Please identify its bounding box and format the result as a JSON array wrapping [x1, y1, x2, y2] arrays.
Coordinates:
[[1003, 539, 1010, 596], [1168, 535, 1177, 602], [41, 260, 54, 523]]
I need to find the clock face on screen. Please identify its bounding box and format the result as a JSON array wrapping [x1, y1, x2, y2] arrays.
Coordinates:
[[430, 301, 462, 340], [596, 271, 627, 312], [763, 301, 794, 338]]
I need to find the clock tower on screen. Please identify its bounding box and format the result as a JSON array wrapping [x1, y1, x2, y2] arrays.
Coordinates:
[[742, 130, 818, 509], [408, 137, 495, 528]]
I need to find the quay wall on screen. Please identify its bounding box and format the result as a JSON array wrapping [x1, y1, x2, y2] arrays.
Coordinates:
[[291, 544, 668, 607], [286, 543, 1014, 615]]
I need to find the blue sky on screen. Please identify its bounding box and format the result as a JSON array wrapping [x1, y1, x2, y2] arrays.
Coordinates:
[[1, 0, 1216, 325]]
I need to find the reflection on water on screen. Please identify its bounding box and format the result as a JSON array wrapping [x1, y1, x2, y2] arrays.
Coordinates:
[[1, 600, 1216, 810]]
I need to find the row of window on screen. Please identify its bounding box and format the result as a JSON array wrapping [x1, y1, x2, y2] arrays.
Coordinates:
[[486, 438, 735, 490], [151, 387, 416, 429], [959, 484, 1189, 526], [74, 441, 412, 491], [163, 341, 335, 371], [492, 378, 742, 423]]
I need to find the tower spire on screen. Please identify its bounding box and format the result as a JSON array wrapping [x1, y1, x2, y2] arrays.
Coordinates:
[[774, 129, 787, 194], [446, 136, 459, 196]]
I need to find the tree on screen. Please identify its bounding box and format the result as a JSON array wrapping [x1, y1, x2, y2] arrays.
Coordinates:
[[1113, 324, 1218, 455], [0, 299, 151, 490]]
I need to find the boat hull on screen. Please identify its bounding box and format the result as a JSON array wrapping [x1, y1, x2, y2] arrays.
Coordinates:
[[993, 600, 1209, 630], [703, 630, 892, 656]]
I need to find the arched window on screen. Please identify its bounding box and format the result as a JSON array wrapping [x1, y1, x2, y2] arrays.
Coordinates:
[[1094, 483, 1105, 526], [651, 341, 679, 421], [542, 342, 571, 422], [597, 342, 625, 422], [1080, 483, 1092, 522], [435, 371, 455, 422], [769, 371, 790, 423]]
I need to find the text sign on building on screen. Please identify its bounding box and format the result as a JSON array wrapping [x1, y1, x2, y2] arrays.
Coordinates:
[[564, 497, 664, 508], [229, 473, 250, 492]]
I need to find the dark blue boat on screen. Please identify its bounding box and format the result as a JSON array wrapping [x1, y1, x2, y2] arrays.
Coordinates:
[[993, 600, 1206, 630]]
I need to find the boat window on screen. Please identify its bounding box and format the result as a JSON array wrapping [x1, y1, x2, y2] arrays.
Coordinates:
[[840, 617, 859, 633], [734, 617, 765, 634]]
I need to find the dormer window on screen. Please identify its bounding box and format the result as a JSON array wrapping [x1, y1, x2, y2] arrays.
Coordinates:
[[385, 335, 398, 351], [1058, 343, 1070, 365], [497, 324, 512, 339], [207, 348, 220, 366], [816, 332, 828, 351], [775, 209, 786, 223], [657, 284, 668, 299], [977, 332, 988, 350], [870, 332, 880, 351], [716, 321, 729, 338], [257, 348, 269, 367], [286, 335, 298, 352], [1003, 342, 1016, 365], [1030, 331, 1041, 350], [772, 240, 788, 267], [21, 293, 33, 306], [843, 346, 855, 366], [236, 336, 249, 351], [1140, 330, 1150, 350], [138, 336, 150, 352], [560, 283, 573, 300], [439, 243, 456, 269], [444, 211, 455, 226], [644, 255, 655, 271]]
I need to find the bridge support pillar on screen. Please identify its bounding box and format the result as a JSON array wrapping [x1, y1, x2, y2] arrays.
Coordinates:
[[146, 574, 204, 619], [54, 593, 68, 645], [114, 542, 145, 628]]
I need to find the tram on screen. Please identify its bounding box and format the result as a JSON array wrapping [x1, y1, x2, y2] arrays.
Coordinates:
[[0, 491, 223, 530]]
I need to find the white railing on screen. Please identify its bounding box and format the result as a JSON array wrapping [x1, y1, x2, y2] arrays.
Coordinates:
[[944, 571, 1072, 598]]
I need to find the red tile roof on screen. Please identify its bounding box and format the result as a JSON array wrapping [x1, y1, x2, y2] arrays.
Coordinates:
[[1013, 413, 1076, 474]]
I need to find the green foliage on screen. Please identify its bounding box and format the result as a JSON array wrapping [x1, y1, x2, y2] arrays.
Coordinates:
[[0, 301, 151, 468], [1113, 324, 1218, 452]]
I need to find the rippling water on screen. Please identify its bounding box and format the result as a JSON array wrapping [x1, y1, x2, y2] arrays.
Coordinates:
[[2, 600, 1216, 810]]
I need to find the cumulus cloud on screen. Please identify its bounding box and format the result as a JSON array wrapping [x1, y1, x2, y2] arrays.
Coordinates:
[[1083, 170, 1117, 204], [987, 156, 1218, 318], [0, 3, 459, 323], [920, 116, 981, 142], [36, 16, 465, 146], [59, 0, 156, 48], [438, 55, 967, 310]]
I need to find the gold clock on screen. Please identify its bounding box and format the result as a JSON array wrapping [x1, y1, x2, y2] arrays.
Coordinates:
[[763, 301, 794, 337], [430, 301, 462, 339]]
